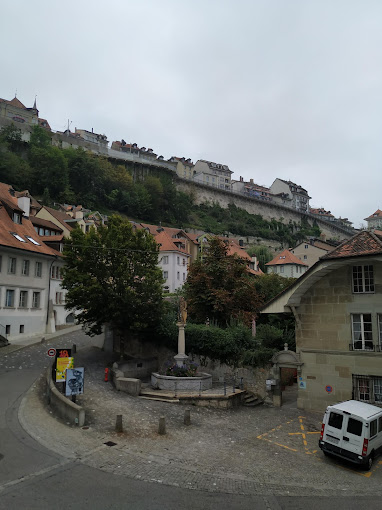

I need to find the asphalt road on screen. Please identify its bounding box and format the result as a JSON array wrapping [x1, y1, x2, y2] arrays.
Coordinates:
[[1, 331, 382, 509]]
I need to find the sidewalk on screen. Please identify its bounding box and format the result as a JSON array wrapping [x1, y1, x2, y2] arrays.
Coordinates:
[[17, 338, 382, 497], [0, 325, 83, 356]]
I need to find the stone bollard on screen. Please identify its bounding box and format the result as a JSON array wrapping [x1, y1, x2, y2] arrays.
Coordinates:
[[115, 415, 123, 433], [184, 408, 191, 426], [158, 416, 166, 435]]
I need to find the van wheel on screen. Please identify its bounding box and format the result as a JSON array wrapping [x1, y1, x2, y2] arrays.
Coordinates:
[[366, 454, 374, 470]]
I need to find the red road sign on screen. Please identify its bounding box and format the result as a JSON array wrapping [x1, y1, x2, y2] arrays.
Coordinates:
[[47, 348, 56, 357]]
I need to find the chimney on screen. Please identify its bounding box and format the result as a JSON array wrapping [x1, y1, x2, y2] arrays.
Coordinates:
[[250, 178, 254, 184], [240, 176, 243, 182], [17, 193, 31, 218]]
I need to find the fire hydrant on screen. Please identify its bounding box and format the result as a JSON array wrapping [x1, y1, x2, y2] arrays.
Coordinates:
[[104, 367, 109, 382]]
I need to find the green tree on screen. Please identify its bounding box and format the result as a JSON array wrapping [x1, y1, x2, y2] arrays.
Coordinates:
[[0, 124, 23, 152], [185, 237, 263, 327], [62, 216, 164, 354], [246, 245, 273, 272], [30, 125, 51, 148], [30, 145, 69, 198], [253, 273, 295, 302]]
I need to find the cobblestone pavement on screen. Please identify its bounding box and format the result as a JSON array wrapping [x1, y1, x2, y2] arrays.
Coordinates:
[[7, 331, 382, 497]]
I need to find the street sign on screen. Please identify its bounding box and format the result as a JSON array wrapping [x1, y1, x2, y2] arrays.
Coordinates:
[[325, 385, 333, 393], [65, 368, 84, 396], [299, 381, 306, 389], [56, 348, 72, 358], [47, 348, 56, 357]]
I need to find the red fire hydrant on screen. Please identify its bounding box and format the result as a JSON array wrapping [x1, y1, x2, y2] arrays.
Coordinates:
[[104, 367, 109, 382]]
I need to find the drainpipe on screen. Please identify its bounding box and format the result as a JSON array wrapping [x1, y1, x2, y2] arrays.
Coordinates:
[[46, 255, 58, 328]]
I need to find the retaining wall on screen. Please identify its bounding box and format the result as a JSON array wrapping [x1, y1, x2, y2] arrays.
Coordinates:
[[46, 367, 85, 427]]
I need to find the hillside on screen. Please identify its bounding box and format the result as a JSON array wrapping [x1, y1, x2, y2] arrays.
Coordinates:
[[0, 124, 320, 246]]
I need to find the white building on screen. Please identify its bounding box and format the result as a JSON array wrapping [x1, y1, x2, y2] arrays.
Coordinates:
[[193, 160, 233, 190], [270, 178, 310, 213], [265, 249, 309, 278], [0, 183, 70, 342], [155, 231, 190, 293]]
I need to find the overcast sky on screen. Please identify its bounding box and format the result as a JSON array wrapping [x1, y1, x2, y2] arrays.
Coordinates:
[[1, 0, 381, 227]]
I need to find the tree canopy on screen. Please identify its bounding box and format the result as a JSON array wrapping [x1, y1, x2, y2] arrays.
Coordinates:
[[62, 216, 164, 346], [184, 237, 263, 327]]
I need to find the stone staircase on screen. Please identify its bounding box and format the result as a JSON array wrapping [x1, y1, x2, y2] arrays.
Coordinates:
[[242, 391, 264, 407]]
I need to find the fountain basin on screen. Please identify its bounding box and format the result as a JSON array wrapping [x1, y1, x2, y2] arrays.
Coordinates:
[[151, 372, 212, 391]]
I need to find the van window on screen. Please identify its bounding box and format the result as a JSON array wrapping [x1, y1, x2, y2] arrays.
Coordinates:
[[370, 420, 377, 438], [328, 412, 343, 429], [379, 417, 382, 433], [347, 418, 363, 436]]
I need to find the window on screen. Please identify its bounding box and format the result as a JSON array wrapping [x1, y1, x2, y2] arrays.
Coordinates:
[[51, 266, 61, 279], [177, 271, 180, 280], [32, 292, 40, 308], [370, 420, 378, 438], [163, 271, 168, 279], [303, 255, 307, 260], [8, 257, 16, 274], [55, 292, 64, 304], [22, 260, 30, 276], [6, 325, 10, 335], [328, 412, 343, 429], [177, 257, 180, 265], [5, 289, 15, 307], [353, 375, 382, 403], [11, 232, 26, 242], [183, 273, 186, 282], [304, 244, 309, 249], [19, 325, 24, 334], [280, 266, 284, 273], [353, 265, 374, 293], [347, 418, 363, 436], [19, 290, 28, 308], [13, 212, 22, 224], [26, 236, 40, 246], [352, 314, 373, 350], [35, 262, 42, 277], [162, 256, 168, 265]]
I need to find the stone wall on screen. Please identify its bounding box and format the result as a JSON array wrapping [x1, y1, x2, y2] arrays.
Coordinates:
[[175, 179, 353, 242]]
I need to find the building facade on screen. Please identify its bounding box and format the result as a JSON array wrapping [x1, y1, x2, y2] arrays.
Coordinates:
[[265, 249, 308, 278], [270, 178, 310, 213], [261, 231, 382, 412], [193, 160, 233, 190]]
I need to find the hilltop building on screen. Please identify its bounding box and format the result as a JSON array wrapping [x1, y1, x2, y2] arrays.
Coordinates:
[[266, 249, 308, 278], [364, 209, 382, 231], [270, 179, 310, 213], [193, 160, 233, 190]]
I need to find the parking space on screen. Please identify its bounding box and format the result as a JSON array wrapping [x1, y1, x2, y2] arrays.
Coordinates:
[[257, 415, 382, 478]]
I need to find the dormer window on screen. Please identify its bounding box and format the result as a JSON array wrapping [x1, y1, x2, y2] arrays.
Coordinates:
[[13, 212, 22, 224]]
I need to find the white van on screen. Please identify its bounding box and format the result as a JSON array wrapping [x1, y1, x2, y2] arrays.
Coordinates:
[[319, 400, 382, 469]]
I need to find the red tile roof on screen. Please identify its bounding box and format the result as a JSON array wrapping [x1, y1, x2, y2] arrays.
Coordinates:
[[0, 183, 58, 256], [40, 206, 74, 230], [155, 231, 189, 255], [31, 216, 63, 232], [0, 97, 27, 109], [364, 209, 382, 221], [321, 231, 382, 260], [266, 249, 309, 266]]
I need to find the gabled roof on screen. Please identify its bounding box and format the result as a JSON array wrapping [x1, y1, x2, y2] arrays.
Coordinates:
[[155, 231, 190, 255], [0, 183, 58, 257], [261, 230, 382, 314], [321, 230, 382, 260], [364, 209, 382, 221], [0, 97, 27, 109], [31, 216, 63, 232], [266, 249, 308, 267], [41, 206, 74, 230]]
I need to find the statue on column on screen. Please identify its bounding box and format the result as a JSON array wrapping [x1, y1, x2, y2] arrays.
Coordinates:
[[178, 297, 187, 325]]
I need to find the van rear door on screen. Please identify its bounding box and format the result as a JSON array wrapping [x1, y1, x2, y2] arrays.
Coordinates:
[[324, 409, 344, 449], [342, 415, 364, 455]]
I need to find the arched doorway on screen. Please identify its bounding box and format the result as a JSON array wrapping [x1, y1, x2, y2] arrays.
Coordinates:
[[66, 313, 75, 324], [270, 344, 303, 407]]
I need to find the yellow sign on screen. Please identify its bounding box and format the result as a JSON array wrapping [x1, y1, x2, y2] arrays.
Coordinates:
[[56, 357, 74, 381]]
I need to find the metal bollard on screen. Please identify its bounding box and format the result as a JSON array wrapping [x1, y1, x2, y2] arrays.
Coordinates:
[[115, 415, 123, 433], [72, 343, 77, 354], [158, 416, 166, 435], [233, 378, 236, 394], [199, 381, 202, 397], [184, 408, 191, 426], [224, 382, 227, 396], [240, 377, 244, 390]]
